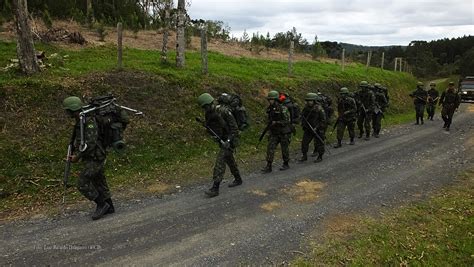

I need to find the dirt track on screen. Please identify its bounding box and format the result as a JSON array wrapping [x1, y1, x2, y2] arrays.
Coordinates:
[[1, 105, 473, 266]]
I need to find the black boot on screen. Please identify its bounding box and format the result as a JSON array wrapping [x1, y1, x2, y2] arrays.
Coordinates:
[[228, 177, 243, 188], [298, 154, 308, 162], [334, 140, 342, 148], [374, 132, 380, 138], [279, 162, 290, 171], [105, 198, 115, 214], [349, 138, 355, 145], [205, 181, 220, 197], [314, 154, 323, 163], [365, 133, 370, 141], [310, 150, 318, 157], [358, 131, 364, 138], [421, 118, 424, 125], [261, 162, 272, 173], [92, 196, 111, 221]]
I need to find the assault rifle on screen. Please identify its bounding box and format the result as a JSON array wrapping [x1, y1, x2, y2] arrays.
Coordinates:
[[256, 123, 271, 149], [195, 117, 232, 151]]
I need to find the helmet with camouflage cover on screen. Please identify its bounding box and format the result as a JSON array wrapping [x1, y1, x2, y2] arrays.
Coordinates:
[[340, 87, 349, 95], [417, 81, 423, 87], [266, 90, 279, 100], [197, 93, 214, 107], [359, 81, 369, 87], [63, 96, 83, 111], [374, 83, 382, 88], [305, 92, 318, 101]]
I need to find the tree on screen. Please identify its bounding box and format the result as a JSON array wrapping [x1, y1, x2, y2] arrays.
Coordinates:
[[311, 35, 326, 59], [176, 0, 186, 68], [241, 29, 249, 43], [12, 0, 39, 75], [459, 47, 474, 77]]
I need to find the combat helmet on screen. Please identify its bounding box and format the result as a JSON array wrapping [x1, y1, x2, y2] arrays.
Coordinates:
[[63, 96, 83, 111], [359, 81, 369, 87], [340, 87, 349, 95], [266, 90, 279, 100], [305, 92, 319, 101], [197, 93, 214, 107]]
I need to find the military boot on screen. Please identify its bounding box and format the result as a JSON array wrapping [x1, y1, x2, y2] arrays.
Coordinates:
[[349, 138, 355, 145], [421, 118, 424, 125], [298, 154, 308, 162], [261, 162, 272, 173], [279, 162, 290, 171], [374, 132, 380, 138], [105, 198, 115, 214], [365, 133, 370, 141], [334, 140, 342, 148], [358, 131, 364, 138], [205, 181, 220, 197], [92, 196, 111, 221], [314, 153, 323, 163], [228, 176, 243, 188], [310, 150, 318, 157]]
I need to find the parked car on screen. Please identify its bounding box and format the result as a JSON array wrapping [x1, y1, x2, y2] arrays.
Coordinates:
[[459, 76, 474, 102]]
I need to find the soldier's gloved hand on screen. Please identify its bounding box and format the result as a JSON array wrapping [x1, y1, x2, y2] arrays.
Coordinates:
[[221, 140, 231, 150]]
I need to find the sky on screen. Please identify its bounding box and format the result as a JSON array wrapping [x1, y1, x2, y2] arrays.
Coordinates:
[[187, 0, 474, 46]]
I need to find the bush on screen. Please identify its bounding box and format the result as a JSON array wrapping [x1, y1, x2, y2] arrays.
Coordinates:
[[96, 23, 108, 42], [42, 10, 53, 29]]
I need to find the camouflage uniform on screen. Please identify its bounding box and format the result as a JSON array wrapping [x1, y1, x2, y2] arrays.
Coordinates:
[[439, 86, 461, 131], [335, 89, 357, 147], [409, 84, 428, 124], [205, 104, 241, 183], [301, 99, 326, 161], [266, 102, 292, 165], [74, 117, 110, 202], [426, 87, 439, 120], [371, 86, 388, 137], [355, 83, 376, 139]]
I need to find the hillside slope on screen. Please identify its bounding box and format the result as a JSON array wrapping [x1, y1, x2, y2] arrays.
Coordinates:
[[0, 41, 417, 219]]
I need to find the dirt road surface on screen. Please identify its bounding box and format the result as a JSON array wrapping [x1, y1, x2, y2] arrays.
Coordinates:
[[1, 105, 473, 266]]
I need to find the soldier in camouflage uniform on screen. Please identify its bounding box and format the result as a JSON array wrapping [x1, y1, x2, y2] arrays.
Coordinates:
[[439, 82, 461, 131], [197, 93, 242, 198], [334, 87, 357, 148], [63, 96, 113, 220], [299, 93, 327, 163], [354, 81, 376, 140], [371, 83, 388, 138], [261, 90, 292, 173], [426, 82, 439, 121], [409, 82, 428, 125], [312, 90, 332, 157]]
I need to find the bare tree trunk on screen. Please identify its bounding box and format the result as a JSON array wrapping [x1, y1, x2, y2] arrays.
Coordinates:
[[161, 1, 171, 63], [176, 0, 186, 68], [117, 22, 123, 69], [12, 0, 39, 75], [288, 41, 294, 76], [201, 28, 208, 75]]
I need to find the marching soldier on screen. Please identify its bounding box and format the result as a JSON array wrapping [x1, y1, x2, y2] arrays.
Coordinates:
[[372, 83, 388, 138], [261, 90, 292, 173], [334, 87, 357, 148], [63, 96, 114, 220], [439, 82, 461, 131], [426, 82, 439, 121], [409, 82, 428, 125], [299, 93, 327, 163], [197, 93, 242, 198], [355, 81, 376, 140]]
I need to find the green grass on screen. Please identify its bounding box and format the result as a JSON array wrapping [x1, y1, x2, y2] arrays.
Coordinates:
[[294, 170, 474, 266], [0, 41, 418, 217]]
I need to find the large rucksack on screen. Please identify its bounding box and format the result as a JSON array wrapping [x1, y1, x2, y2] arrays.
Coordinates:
[[217, 93, 250, 131], [81, 95, 141, 152], [279, 92, 301, 124]]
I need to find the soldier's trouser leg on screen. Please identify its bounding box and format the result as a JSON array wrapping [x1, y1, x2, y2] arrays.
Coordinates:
[[314, 130, 325, 155], [364, 113, 372, 136], [226, 150, 241, 179], [336, 120, 346, 141], [280, 133, 291, 163], [213, 147, 236, 183], [347, 120, 355, 139], [372, 113, 382, 134], [357, 113, 365, 135], [266, 134, 280, 164], [301, 130, 314, 155], [78, 160, 110, 201], [446, 107, 455, 128]]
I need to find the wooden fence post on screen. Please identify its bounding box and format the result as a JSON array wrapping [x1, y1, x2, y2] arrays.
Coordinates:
[[201, 28, 208, 75], [288, 41, 294, 76], [117, 22, 123, 69], [341, 48, 345, 71]]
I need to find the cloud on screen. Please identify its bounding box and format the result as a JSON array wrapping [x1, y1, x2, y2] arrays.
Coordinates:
[[188, 0, 474, 45]]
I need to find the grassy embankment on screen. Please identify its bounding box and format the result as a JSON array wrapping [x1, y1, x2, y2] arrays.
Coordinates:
[[294, 170, 474, 266], [0, 41, 419, 218]]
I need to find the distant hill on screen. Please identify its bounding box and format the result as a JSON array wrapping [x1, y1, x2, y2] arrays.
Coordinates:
[[339, 42, 407, 53]]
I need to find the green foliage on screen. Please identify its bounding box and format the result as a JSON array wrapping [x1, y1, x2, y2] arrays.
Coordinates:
[[70, 7, 86, 25], [95, 22, 108, 42], [311, 36, 326, 60], [459, 47, 474, 76], [294, 171, 474, 266], [42, 9, 53, 29]]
